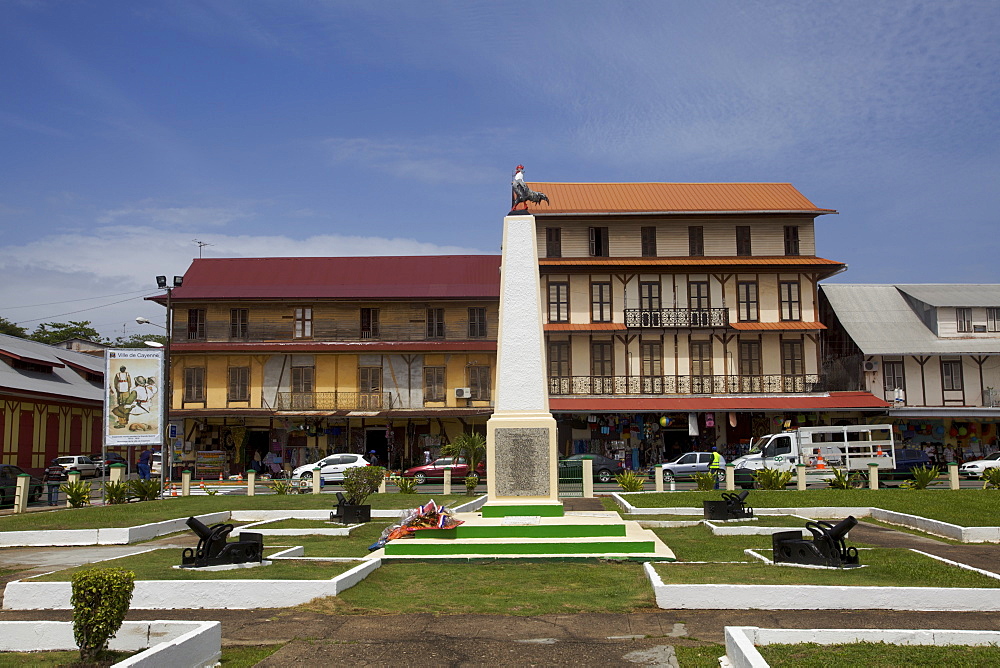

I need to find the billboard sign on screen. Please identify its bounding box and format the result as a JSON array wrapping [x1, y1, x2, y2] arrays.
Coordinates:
[[105, 349, 165, 446]]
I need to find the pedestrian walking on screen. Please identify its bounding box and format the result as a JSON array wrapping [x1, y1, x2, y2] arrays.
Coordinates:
[[137, 447, 152, 480], [43, 458, 66, 506]]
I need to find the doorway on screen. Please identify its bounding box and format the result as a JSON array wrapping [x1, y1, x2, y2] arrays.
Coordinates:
[[365, 429, 388, 467]]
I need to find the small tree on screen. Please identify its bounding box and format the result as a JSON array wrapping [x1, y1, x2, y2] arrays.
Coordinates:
[[0, 316, 27, 338], [71, 568, 135, 663], [343, 465, 386, 506], [31, 320, 109, 346], [441, 432, 486, 481]]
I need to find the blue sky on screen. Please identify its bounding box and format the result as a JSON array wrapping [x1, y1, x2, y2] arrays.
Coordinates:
[[1, 0, 998, 339]]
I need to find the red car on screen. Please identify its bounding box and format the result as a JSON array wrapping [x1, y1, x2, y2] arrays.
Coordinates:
[[402, 457, 486, 484]]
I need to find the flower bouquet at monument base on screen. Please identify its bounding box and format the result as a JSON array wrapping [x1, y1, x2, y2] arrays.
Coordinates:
[[368, 500, 463, 551]]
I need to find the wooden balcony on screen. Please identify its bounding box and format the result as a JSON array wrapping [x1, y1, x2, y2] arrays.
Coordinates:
[[274, 391, 393, 411], [548, 374, 824, 395], [624, 308, 729, 328]]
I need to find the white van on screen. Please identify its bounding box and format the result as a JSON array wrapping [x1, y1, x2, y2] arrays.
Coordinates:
[[731, 424, 895, 487]]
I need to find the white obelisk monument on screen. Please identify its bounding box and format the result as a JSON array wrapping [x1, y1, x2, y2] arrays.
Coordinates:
[[484, 213, 562, 517]]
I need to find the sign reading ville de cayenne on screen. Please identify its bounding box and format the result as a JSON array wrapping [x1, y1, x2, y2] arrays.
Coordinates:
[[104, 349, 164, 446]]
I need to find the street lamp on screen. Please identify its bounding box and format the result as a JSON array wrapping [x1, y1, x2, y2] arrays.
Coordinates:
[[136, 275, 183, 495]]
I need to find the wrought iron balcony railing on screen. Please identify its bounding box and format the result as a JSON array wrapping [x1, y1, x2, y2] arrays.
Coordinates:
[[624, 308, 730, 328], [548, 374, 823, 396], [274, 391, 393, 411]]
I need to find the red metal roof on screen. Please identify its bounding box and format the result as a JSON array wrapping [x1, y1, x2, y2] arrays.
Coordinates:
[[549, 392, 890, 412], [730, 322, 826, 331], [170, 341, 497, 353], [156, 255, 502, 301], [521, 182, 836, 216], [544, 323, 627, 331]]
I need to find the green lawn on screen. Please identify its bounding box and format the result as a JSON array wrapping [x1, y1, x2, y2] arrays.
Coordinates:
[[321, 561, 656, 615], [654, 549, 1000, 588], [623, 489, 1000, 526], [0, 493, 469, 532], [0, 649, 133, 666], [758, 642, 1000, 667]]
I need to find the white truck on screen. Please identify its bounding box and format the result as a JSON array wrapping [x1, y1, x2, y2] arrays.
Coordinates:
[[731, 424, 896, 488]]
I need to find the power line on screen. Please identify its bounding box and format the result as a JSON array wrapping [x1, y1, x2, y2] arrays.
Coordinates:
[[14, 291, 161, 326], [0, 288, 155, 310]]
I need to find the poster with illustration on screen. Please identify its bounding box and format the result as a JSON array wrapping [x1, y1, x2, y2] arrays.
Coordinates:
[[104, 349, 164, 446]]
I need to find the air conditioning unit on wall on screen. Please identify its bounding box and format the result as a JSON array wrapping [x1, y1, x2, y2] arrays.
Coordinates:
[[862, 360, 879, 372], [455, 387, 472, 398]]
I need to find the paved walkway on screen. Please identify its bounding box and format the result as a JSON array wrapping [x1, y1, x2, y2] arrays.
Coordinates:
[[851, 521, 1000, 573]]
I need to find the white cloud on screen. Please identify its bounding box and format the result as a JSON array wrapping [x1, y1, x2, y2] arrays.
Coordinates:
[[321, 136, 509, 185], [97, 203, 251, 228]]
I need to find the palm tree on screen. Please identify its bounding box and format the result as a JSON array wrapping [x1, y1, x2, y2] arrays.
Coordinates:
[[441, 432, 486, 493]]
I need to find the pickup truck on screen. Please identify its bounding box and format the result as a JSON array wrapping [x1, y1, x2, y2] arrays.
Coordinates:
[[732, 424, 896, 488]]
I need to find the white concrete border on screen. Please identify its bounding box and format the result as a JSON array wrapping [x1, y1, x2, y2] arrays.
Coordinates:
[[3, 559, 382, 610], [0, 620, 220, 667], [642, 562, 1000, 611], [725, 626, 1000, 668], [0, 512, 230, 548]]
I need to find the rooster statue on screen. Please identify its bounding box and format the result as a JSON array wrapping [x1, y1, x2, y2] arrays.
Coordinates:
[[510, 165, 550, 211]]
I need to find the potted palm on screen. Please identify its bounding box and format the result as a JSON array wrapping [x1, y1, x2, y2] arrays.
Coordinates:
[[441, 432, 486, 495], [337, 466, 385, 523]]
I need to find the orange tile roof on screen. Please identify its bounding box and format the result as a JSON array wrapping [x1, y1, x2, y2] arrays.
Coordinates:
[[520, 183, 836, 216], [730, 321, 827, 331], [539, 256, 844, 267], [544, 323, 627, 332]]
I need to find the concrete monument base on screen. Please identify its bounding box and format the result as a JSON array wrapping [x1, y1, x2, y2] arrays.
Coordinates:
[[484, 411, 562, 517]]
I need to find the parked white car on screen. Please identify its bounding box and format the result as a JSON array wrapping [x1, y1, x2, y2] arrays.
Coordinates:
[[292, 453, 370, 482], [54, 455, 100, 479], [959, 452, 1000, 479]]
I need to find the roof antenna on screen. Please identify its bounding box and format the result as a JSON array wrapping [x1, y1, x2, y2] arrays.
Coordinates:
[[192, 239, 212, 258]]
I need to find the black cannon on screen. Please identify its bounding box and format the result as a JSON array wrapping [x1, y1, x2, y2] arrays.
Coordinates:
[[703, 490, 754, 521], [330, 491, 371, 524], [771, 516, 860, 568], [330, 492, 348, 521], [180, 516, 263, 568]]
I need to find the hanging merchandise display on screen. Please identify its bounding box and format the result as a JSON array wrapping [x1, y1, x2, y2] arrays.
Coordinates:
[[688, 412, 699, 437]]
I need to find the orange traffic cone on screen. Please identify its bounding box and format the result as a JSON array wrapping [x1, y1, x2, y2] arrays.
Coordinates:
[[237, 472, 243, 482], [170, 484, 178, 497], [877, 446, 885, 457], [815, 455, 826, 470], [218, 472, 223, 481]]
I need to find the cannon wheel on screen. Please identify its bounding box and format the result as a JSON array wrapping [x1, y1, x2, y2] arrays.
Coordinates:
[[662, 470, 675, 483]]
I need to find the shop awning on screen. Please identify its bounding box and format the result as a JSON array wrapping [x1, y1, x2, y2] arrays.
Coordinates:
[[170, 408, 494, 418], [549, 391, 890, 413], [889, 407, 1000, 419]]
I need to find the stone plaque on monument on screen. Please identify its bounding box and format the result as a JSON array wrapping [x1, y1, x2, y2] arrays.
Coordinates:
[[493, 427, 551, 496]]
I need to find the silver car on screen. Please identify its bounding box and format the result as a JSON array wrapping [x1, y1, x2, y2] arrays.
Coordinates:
[[54, 455, 100, 479], [662, 451, 725, 482]]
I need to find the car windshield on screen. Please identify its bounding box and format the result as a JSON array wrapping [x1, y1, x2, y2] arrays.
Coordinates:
[[984, 453, 1000, 461], [55, 457, 75, 464]]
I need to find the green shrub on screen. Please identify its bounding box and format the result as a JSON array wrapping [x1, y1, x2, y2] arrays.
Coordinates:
[[269, 479, 296, 495], [464, 474, 480, 495], [343, 466, 386, 505], [103, 481, 131, 505], [982, 468, 1000, 490], [393, 475, 417, 494], [691, 472, 717, 491], [60, 481, 92, 508], [71, 568, 135, 663], [615, 470, 646, 492], [128, 479, 161, 501], [825, 468, 861, 489], [751, 467, 794, 490], [901, 465, 942, 490]]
